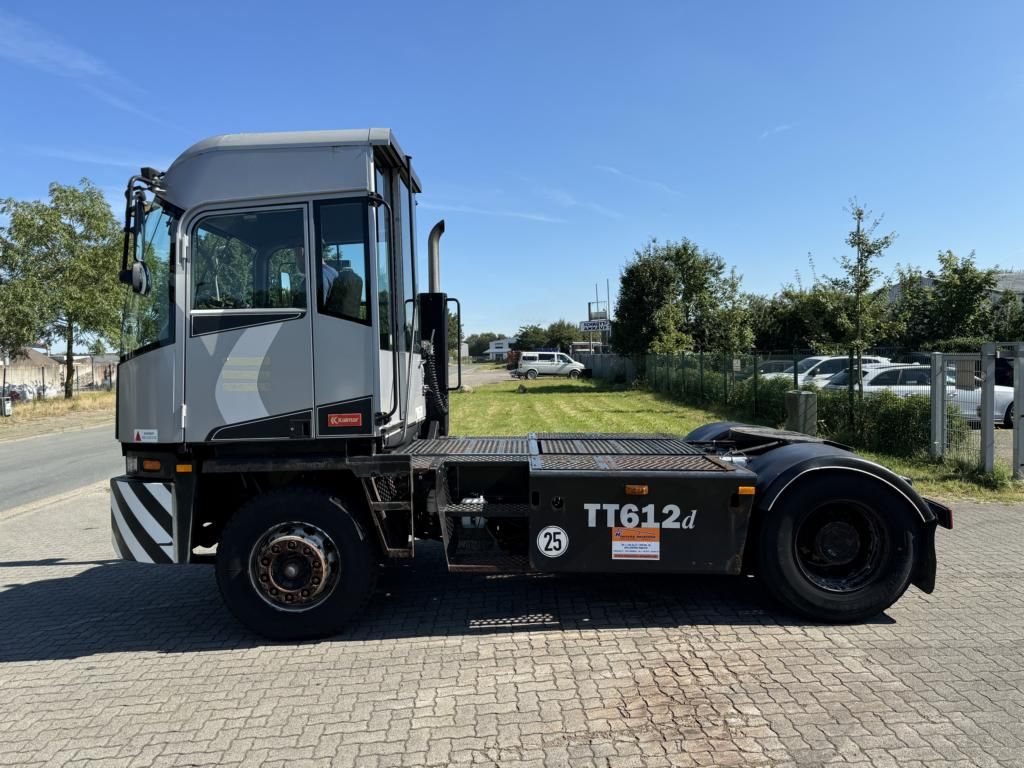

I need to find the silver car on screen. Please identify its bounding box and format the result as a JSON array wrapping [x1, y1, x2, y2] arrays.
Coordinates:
[[516, 352, 586, 380]]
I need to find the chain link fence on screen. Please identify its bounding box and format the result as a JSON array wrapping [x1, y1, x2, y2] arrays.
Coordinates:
[[580, 347, 1021, 470]]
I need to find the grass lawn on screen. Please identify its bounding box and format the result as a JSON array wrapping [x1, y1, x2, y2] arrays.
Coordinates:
[[450, 379, 1024, 503], [0, 390, 115, 441]]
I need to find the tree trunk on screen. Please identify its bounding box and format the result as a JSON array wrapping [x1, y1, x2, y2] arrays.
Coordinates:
[[64, 324, 75, 399]]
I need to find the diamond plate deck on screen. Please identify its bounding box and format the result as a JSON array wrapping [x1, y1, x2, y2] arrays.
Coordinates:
[[538, 438, 700, 455], [531, 453, 733, 472], [403, 437, 530, 456]]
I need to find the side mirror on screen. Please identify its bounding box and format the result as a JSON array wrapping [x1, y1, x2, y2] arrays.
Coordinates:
[[131, 261, 151, 296]]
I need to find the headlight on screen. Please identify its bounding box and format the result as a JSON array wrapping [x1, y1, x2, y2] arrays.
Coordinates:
[[126, 456, 139, 475]]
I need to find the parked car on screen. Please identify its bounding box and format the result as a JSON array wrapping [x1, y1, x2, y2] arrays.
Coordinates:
[[823, 363, 1014, 428], [763, 355, 891, 387], [735, 359, 793, 380], [36, 384, 60, 400], [4, 383, 36, 402], [515, 351, 586, 380]]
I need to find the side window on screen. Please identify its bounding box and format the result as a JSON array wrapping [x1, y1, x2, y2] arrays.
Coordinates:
[[819, 359, 846, 375], [192, 208, 305, 310], [538, 353, 555, 362], [375, 166, 393, 350], [400, 176, 416, 348], [870, 369, 901, 386], [558, 354, 570, 363], [315, 200, 370, 323], [901, 369, 930, 386]]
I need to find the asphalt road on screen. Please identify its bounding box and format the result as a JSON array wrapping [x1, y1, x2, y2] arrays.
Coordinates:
[[0, 424, 122, 512]]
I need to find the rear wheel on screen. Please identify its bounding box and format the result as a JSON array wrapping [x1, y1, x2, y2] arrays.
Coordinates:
[[1005, 403, 1014, 429], [757, 475, 916, 622], [568, 369, 580, 379], [525, 369, 538, 380], [216, 487, 377, 640]]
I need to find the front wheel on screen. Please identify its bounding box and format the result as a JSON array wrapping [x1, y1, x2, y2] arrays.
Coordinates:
[[568, 369, 580, 379], [757, 474, 916, 622], [1005, 403, 1014, 429], [216, 488, 377, 640]]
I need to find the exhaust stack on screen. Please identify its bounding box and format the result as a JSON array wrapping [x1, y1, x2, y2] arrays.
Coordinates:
[[427, 220, 445, 292]]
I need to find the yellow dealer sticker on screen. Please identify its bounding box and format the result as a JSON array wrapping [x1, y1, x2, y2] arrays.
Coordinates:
[[611, 527, 660, 560]]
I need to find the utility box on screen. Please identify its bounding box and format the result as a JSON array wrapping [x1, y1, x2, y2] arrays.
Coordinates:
[[1, 397, 11, 418], [785, 390, 817, 436]]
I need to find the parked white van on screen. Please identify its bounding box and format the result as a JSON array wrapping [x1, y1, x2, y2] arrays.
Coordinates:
[[516, 352, 586, 379]]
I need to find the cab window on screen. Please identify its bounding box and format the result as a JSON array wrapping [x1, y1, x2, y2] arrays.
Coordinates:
[[314, 199, 370, 323], [192, 208, 306, 310]]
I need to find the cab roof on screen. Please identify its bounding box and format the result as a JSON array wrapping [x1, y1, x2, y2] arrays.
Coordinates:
[[161, 129, 420, 211]]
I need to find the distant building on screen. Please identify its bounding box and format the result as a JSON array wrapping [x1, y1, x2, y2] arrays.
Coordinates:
[[889, 270, 1024, 303], [486, 338, 516, 361]]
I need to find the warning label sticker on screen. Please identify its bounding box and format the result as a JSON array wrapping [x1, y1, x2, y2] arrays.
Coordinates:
[[611, 527, 660, 560], [133, 429, 158, 443]]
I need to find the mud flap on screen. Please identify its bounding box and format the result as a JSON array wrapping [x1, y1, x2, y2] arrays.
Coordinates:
[[110, 476, 175, 563]]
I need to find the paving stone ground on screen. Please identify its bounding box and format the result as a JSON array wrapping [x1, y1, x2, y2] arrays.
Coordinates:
[[0, 483, 1021, 767]]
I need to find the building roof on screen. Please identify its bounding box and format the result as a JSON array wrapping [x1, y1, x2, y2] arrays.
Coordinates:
[[7, 347, 60, 366]]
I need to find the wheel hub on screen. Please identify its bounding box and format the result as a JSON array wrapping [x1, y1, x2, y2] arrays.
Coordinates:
[[814, 521, 860, 565], [250, 523, 340, 610]]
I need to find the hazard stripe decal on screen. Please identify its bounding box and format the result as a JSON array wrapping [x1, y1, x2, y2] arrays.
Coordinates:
[[110, 480, 174, 564]]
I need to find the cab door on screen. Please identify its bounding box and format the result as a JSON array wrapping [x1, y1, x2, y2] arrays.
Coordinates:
[[184, 205, 316, 442]]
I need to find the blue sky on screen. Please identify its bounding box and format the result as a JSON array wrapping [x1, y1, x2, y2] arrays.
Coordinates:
[[2, 1, 1022, 337]]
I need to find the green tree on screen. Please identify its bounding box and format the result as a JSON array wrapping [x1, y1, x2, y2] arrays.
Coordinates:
[[544, 319, 583, 351], [928, 250, 996, 342], [465, 331, 505, 357], [447, 309, 461, 358], [0, 180, 122, 398], [812, 203, 895, 396], [611, 243, 691, 355], [886, 265, 933, 348], [513, 324, 547, 351], [990, 290, 1024, 341]]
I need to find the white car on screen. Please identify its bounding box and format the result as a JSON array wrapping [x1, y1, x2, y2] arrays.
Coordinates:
[[515, 352, 586, 380], [823, 363, 1014, 428], [764, 355, 891, 387]]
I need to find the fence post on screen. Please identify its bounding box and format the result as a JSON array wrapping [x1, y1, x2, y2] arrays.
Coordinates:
[[699, 351, 705, 401], [847, 348, 855, 430], [752, 352, 759, 417], [981, 342, 996, 473], [792, 348, 799, 390], [930, 352, 945, 459], [1014, 343, 1023, 480]]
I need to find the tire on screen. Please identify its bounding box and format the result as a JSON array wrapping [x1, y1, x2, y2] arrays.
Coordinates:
[[1005, 403, 1014, 429], [216, 487, 377, 641], [525, 369, 538, 380], [568, 369, 580, 379], [756, 474, 916, 623]]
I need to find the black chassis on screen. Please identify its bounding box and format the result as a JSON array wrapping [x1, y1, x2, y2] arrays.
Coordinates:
[[114, 423, 951, 589]]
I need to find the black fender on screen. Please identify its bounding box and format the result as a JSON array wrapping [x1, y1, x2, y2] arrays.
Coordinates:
[[745, 441, 951, 594]]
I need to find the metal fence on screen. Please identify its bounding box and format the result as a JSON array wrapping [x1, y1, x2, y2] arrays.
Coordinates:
[[580, 346, 1023, 476]]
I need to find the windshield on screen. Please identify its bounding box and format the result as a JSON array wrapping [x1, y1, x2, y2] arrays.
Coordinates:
[[794, 358, 823, 373], [121, 202, 174, 356]]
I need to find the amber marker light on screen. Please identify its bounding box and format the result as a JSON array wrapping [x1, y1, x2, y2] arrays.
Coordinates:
[[175, 464, 193, 473], [737, 486, 756, 496], [142, 459, 161, 472], [624, 484, 649, 496]]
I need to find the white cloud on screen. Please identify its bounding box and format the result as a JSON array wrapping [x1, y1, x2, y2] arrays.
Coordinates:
[[20, 145, 172, 170], [0, 12, 170, 125], [539, 186, 621, 219], [419, 201, 563, 224], [759, 123, 796, 140], [595, 165, 678, 195]]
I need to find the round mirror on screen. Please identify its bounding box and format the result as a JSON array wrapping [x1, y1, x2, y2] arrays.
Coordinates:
[[131, 261, 151, 296]]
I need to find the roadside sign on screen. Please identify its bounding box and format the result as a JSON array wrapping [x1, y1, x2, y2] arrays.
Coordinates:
[[579, 319, 610, 332]]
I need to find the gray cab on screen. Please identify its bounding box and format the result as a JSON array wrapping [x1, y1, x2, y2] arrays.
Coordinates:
[[117, 130, 424, 447]]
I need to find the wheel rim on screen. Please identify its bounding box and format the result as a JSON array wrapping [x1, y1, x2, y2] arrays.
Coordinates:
[[793, 502, 886, 593], [569, 370, 579, 379], [249, 522, 341, 611]]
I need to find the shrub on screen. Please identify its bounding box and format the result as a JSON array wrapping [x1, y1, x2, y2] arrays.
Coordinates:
[[817, 389, 931, 457]]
